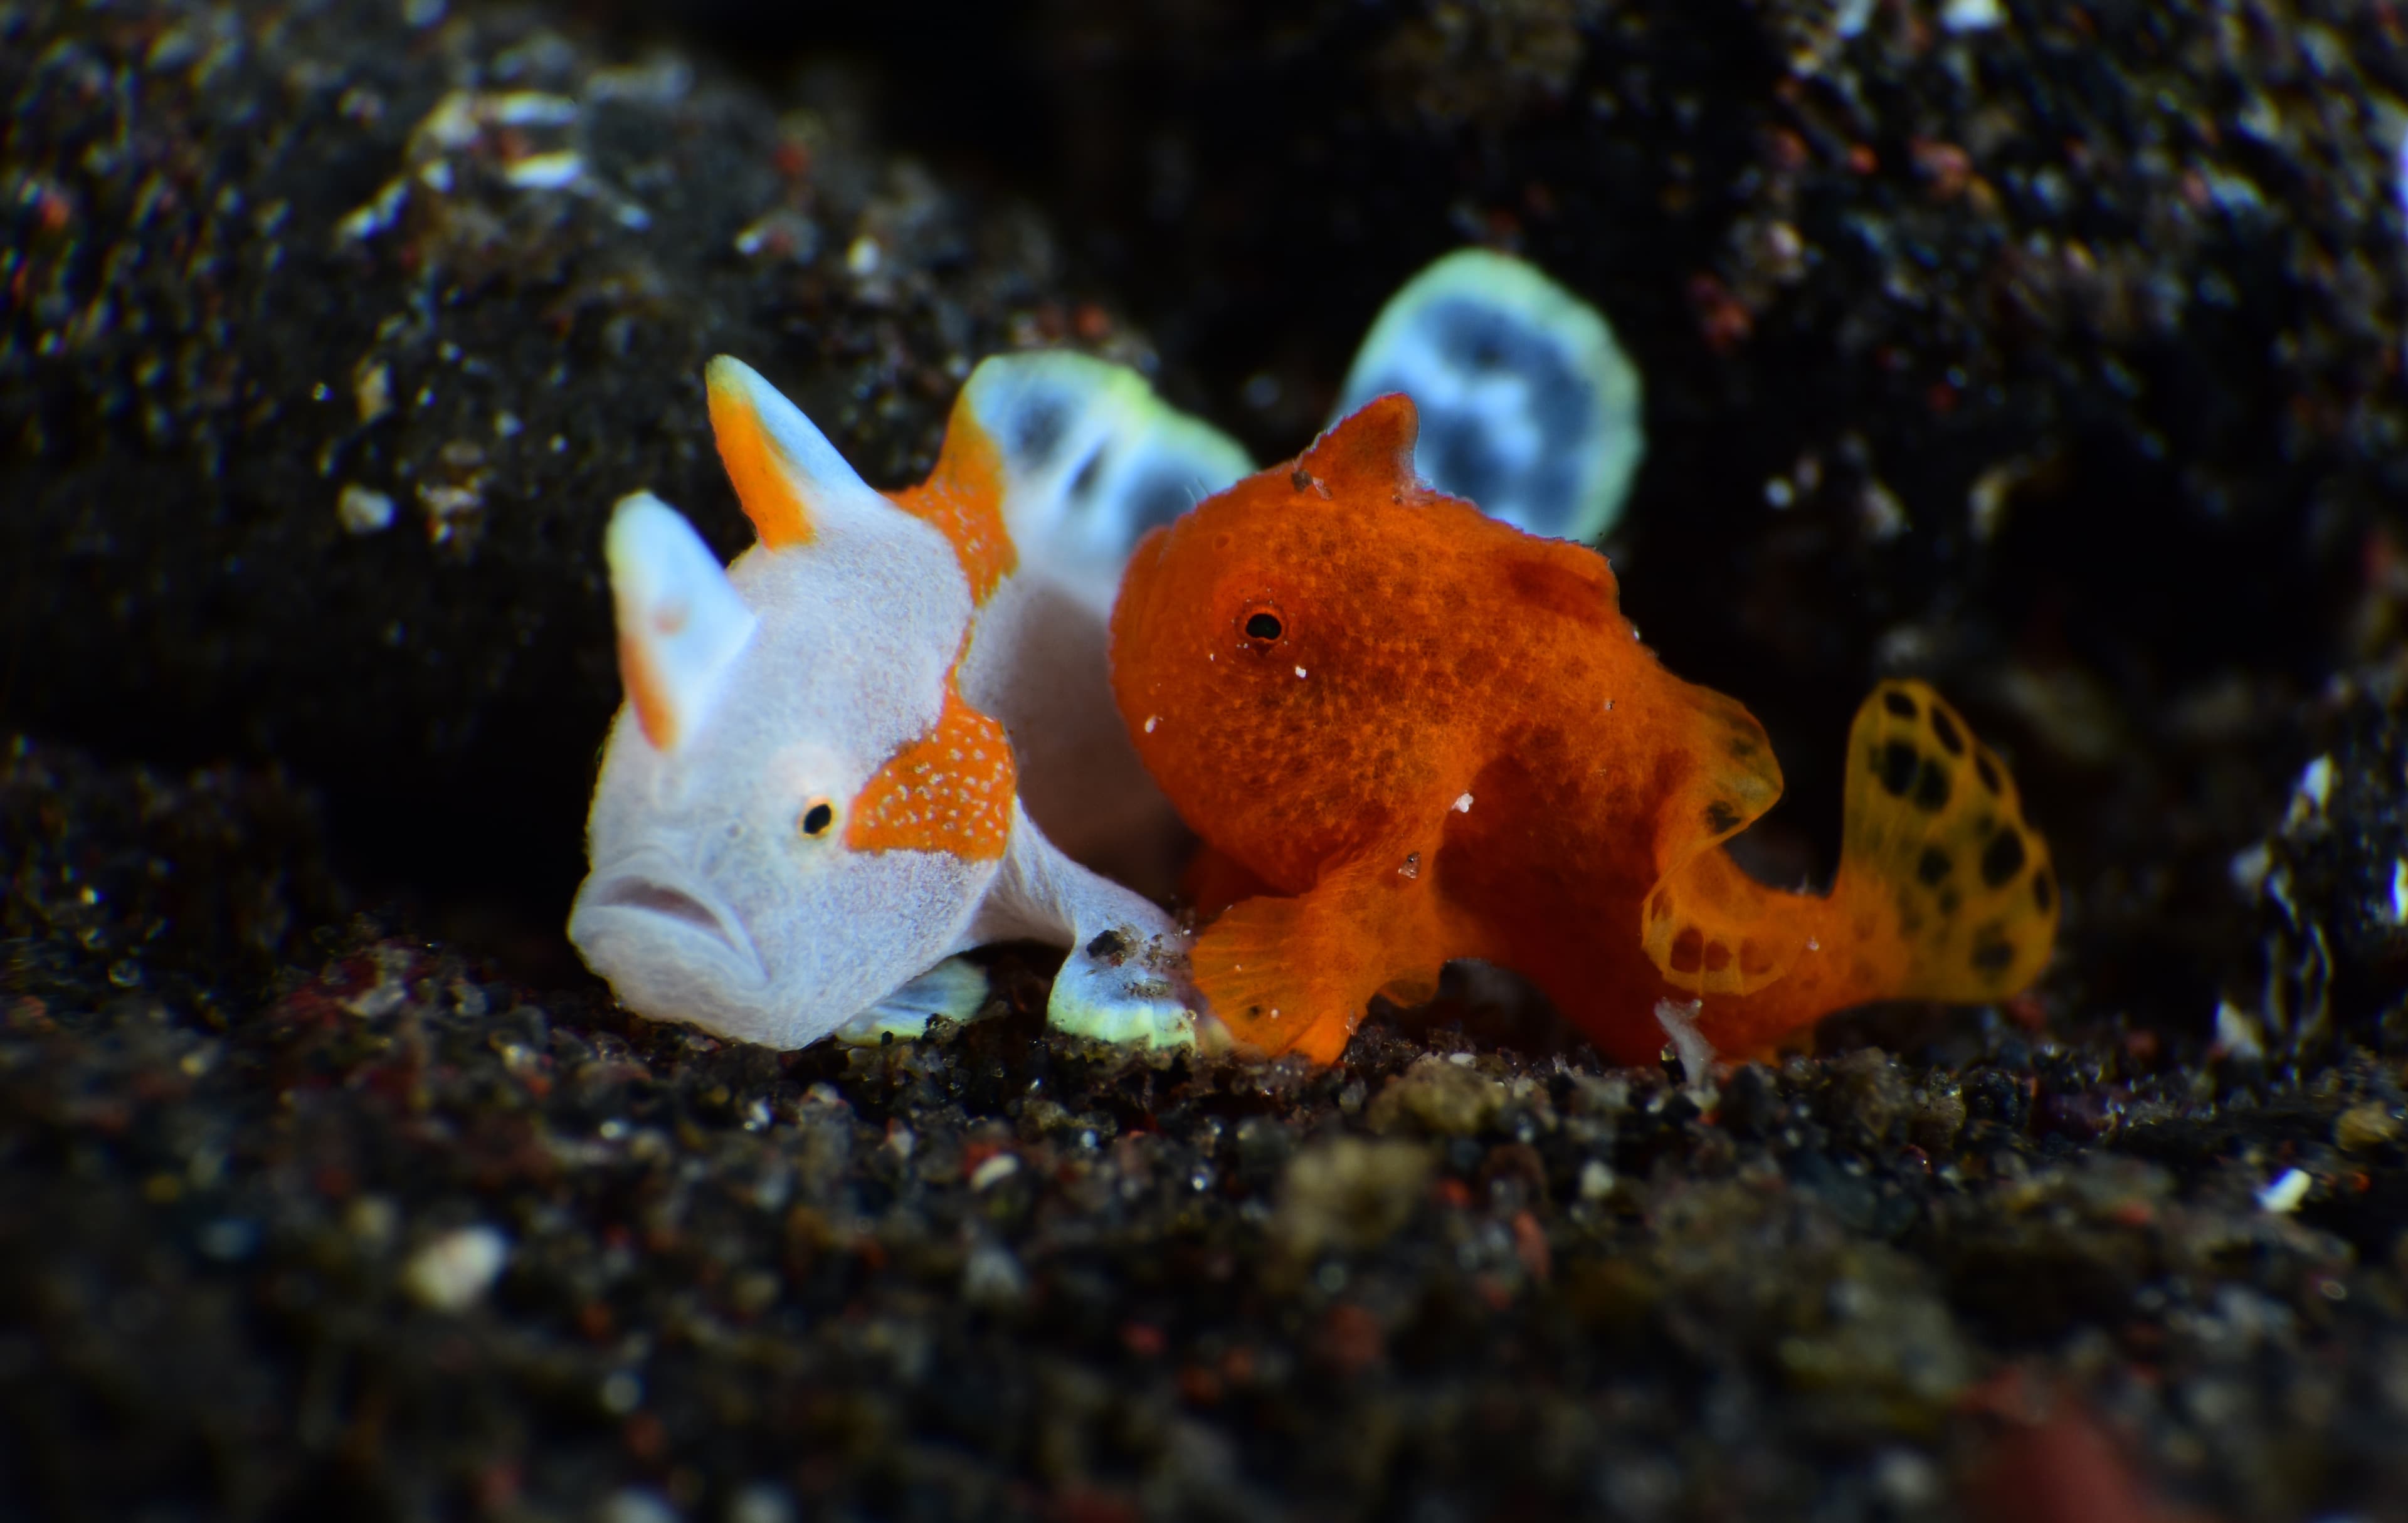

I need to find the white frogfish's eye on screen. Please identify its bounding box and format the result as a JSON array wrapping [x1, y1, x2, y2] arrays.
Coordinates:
[[797, 795, 839, 841]]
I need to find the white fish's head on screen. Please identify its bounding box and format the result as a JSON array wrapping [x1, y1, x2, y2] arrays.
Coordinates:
[[569, 359, 1003, 1048]]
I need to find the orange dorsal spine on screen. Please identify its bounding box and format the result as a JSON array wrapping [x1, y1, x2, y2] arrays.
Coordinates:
[[887, 399, 1017, 605], [707, 362, 816, 550]]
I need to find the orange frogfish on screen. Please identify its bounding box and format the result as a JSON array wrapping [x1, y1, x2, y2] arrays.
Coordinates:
[[1107, 394, 2058, 1065]]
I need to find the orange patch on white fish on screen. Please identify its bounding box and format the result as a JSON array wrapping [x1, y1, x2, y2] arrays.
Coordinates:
[[888, 403, 1017, 604], [845, 671, 1017, 860]]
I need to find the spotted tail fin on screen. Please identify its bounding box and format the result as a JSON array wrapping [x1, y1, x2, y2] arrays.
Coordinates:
[[1832, 680, 2058, 1001]]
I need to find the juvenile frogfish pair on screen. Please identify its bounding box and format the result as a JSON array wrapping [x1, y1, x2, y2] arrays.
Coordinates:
[[1109, 395, 2059, 1065], [569, 250, 1646, 1053]]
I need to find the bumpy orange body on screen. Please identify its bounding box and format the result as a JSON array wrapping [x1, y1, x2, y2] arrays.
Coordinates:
[[1109, 395, 2058, 1064]]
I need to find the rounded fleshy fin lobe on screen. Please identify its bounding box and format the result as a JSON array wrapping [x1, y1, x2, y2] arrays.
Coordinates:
[[705, 355, 890, 550], [1832, 679, 2059, 1000], [887, 396, 1017, 604], [1336, 248, 1644, 541], [958, 352, 1252, 601], [1299, 393, 1424, 500], [605, 492, 758, 754], [1639, 683, 1790, 995], [844, 677, 1017, 862], [1190, 894, 1361, 1065]]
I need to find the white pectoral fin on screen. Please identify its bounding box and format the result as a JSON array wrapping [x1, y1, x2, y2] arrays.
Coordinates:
[[832, 956, 993, 1045], [1336, 247, 1644, 542], [973, 803, 1200, 1050], [605, 492, 758, 752], [958, 351, 1252, 609]]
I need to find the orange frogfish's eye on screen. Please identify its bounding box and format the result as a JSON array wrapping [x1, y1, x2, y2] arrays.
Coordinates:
[[1240, 604, 1285, 644]]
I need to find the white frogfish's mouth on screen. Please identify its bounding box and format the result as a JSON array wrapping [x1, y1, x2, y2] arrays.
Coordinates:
[[572, 867, 764, 983]]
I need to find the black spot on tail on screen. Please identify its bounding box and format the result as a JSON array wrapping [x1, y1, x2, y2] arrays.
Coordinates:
[[1879, 740, 1918, 797], [1972, 934, 2017, 976], [1916, 846, 1951, 887], [1704, 799, 1741, 834], [1974, 752, 2002, 796], [1883, 689, 1918, 719], [2032, 868, 2054, 915], [1980, 828, 2027, 888], [1929, 707, 1964, 756], [1913, 760, 1951, 812]]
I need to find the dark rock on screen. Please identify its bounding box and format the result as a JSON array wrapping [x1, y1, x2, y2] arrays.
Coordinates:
[[2231, 665, 2408, 1063], [0, 0, 1129, 915]]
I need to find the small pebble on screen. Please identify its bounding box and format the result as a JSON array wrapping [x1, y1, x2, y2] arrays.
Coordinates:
[[2256, 1168, 2311, 1215], [599, 1489, 679, 1523], [401, 1225, 509, 1310], [337, 483, 395, 534]]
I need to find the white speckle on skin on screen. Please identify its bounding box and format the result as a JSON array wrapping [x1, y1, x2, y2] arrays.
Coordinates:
[[401, 1225, 509, 1310], [1144, 715, 1158, 734], [1294, 665, 1308, 679], [1452, 793, 1473, 813], [2257, 1167, 2311, 1214]]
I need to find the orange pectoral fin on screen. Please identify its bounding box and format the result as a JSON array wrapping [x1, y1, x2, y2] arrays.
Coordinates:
[[1193, 893, 1360, 1064], [1191, 846, 1451, 1065]]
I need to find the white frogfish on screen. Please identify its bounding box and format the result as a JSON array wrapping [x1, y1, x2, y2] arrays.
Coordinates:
[[569, 353, 1247, 1050]]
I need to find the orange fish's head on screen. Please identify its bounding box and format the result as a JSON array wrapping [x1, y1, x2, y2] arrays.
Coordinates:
[[1109, 395, 1503, 888]]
